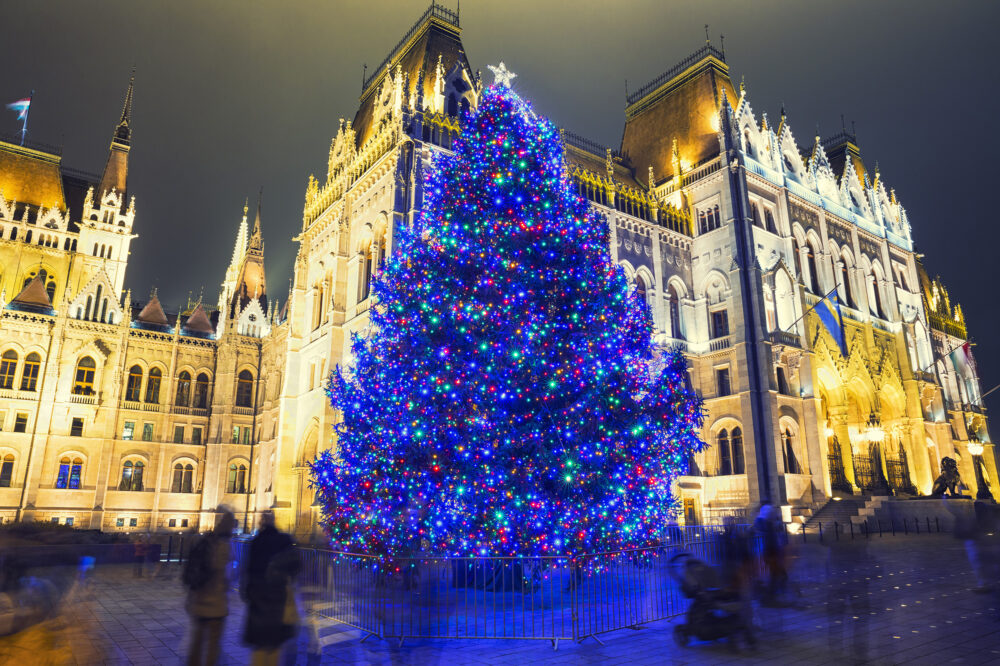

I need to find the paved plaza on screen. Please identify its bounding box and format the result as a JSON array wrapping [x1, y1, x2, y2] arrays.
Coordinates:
[[1, 534, 998, 665]]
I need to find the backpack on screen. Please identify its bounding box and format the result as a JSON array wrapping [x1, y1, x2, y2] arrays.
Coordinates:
[[182, 536, 214, 590]]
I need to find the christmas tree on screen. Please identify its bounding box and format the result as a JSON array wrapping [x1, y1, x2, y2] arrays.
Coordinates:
[[311, 72, 704, 559]]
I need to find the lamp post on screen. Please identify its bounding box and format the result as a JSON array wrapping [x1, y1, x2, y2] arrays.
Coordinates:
[[967, 434, 994, 501]]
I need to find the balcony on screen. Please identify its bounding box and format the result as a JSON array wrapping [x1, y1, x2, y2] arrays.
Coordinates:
[[769, 330, 801, 348], [0, 387, 40, 401], [173, 405, 210, 417], [69, 393, 97, 405], [709, 336, 732, 352], [123, 400, 163, 413], [233, 406, 254, 416]]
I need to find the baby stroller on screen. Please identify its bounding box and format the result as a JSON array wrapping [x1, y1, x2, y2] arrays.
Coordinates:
[[668, 552, 754, 649]]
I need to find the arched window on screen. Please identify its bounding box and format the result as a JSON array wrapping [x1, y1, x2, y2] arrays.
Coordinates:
[[125, 365, 143, 402], [718, 429, 732, 475], [840, 263, 855, 308], [447, 92, 458, 117], [792, 238, 804, 282], [698, 211, 708, 235], [236, 370, 254, 408], [869, 273, 884, 318], [806, 243, 821, 294], [145, 368, 162, 404], [20, 352, 40, 391], [175, 371, 191, 406], [764, 208, 777, 234], [668, 285, 682, 338], [73, 357, 96, 395], [56, 457, 83, 489], [312, 283, 325, 331], [194, 373, 210, 409], [712, 205, 721, 230], [373, 235, 386, 275], [357, 246, 373, 303], [634, 274, 649, 311], [119, 460, 144, 491], [731, 427, 745, 474], [0, 351, 18, 390], [750, 203, 762, 228], [782, 428, 801, 474], [172, 463, 194, 493], [0, 454, 14, 487], [227, 463, 247, 493]]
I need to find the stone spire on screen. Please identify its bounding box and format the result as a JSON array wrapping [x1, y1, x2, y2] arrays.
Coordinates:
[[99, 71, 134, 204], [229, 189, 267, 318]]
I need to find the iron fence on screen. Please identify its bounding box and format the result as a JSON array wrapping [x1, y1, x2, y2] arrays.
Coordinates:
[[232, 525, 767, 645]]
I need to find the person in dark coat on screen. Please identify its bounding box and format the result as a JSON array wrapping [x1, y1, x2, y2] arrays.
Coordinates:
[[241, 511, 301, 665]]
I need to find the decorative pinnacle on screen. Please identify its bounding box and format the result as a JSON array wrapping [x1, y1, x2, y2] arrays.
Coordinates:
[[487, 61, 517, 88]]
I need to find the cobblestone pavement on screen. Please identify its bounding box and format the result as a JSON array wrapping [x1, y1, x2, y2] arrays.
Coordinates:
[[1, 534, 998, 665]]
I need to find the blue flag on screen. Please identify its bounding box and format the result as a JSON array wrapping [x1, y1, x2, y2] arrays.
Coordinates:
[[816, 288, 847, 356]]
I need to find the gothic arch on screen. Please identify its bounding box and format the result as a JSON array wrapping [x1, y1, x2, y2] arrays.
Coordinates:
[[665, 275, 689, 300], [296, 419, 321, 467], [699, 269, 730, 303], [773, 267, 797, 332]]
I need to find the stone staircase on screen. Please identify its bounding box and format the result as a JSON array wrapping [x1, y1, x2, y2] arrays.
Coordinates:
[[803, 494, 872, 531], [851, 495, 891, 526]]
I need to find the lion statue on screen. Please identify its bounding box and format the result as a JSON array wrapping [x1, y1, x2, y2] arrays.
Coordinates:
[[931, 457, 963, 497]]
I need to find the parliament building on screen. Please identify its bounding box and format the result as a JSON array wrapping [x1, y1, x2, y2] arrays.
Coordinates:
[[0, 3, 993, 539]]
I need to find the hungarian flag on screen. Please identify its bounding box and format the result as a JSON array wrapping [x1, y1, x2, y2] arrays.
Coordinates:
[[6, 98, 30, 120], [950, 342, 978, 377], [817, 287, 848, 356]]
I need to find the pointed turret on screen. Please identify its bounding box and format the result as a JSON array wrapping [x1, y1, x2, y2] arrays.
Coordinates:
[[229, 190, 267, 318], [183, 303, 215, 336], [226, 200, 249, 283], [9, 274, 53, 313], [136, 290, 169, 326], [98, 72, 134, 205]]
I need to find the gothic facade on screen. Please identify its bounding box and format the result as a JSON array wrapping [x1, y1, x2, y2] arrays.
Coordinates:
[[0, 4, 993, 539], [0, 80, 285, 533], [281, 4, 995, 534]]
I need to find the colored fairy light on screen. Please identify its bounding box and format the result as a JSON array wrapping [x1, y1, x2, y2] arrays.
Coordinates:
[[310, 82, 704, 559]]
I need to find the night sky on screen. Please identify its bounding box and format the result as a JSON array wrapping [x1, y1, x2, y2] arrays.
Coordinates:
[[3, 1, 998, 408]]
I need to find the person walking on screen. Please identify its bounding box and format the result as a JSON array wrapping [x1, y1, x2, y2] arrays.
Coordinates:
[[184, 507, 237, 666], [241, 511, 301, 666], [754, 502, 787, 606], [133, 534, 148, 578]]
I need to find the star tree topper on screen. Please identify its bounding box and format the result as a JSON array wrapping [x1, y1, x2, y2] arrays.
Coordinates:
[[487, 61, 517, 88]]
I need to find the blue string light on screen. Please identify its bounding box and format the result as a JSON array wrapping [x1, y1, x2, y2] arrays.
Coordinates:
[[311, 83, 705, 559]]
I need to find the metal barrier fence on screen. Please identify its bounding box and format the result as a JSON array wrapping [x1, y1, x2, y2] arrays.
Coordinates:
[[233, 525, 764, 645]]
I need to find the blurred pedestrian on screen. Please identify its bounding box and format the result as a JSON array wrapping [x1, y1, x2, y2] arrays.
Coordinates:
[[754, 502, 787, 606], [184, 508, 237, 666], [241, 511, 301, 666], [133, 534, 148, 578], [719, 516, 755, 645]]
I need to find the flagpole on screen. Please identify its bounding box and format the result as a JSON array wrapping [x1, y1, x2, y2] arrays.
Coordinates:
[[780, 285, 839, 334], [20, 90, 33, 146]]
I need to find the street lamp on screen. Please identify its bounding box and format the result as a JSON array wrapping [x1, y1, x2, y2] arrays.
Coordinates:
[[967, 433, 995, 501]]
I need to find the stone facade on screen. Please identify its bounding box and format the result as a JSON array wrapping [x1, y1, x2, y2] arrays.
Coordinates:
[[0, 5, 994, 540]]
